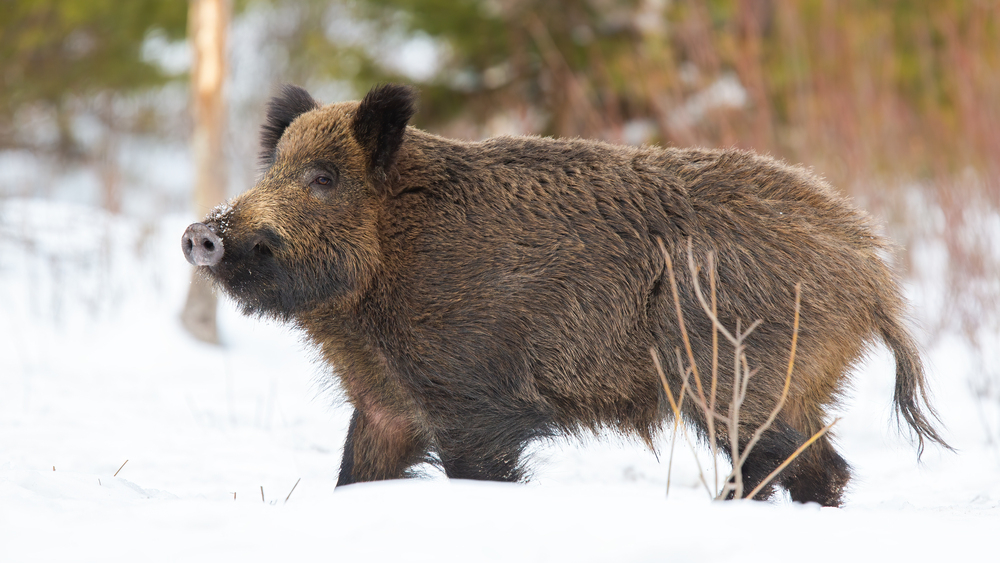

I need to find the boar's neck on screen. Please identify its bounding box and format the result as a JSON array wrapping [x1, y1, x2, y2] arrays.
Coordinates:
[[390, 129, 478, 196], [296, 289, 421, 419]]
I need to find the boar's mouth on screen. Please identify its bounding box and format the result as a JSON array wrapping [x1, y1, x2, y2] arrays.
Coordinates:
[[201, 224, 361, 320], [203, 227, 298, 317]]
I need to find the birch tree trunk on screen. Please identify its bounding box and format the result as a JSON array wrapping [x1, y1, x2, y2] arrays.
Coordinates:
[[181, 0, 230, 344]]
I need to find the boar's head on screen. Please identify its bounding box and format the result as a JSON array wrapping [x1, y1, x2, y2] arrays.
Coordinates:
[[181, 84, 416, 320]]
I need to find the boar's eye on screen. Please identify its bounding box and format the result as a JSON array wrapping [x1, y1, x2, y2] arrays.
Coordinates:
[[305, 165, 339, 192]]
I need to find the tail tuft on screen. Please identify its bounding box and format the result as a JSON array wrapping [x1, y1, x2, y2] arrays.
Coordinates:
[[881, 323, 953, 457]]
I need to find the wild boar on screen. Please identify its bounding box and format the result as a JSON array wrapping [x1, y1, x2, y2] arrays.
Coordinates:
[[182, 84, 948, 506]]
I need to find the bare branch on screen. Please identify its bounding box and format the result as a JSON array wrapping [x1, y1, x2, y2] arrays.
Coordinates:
[[651, 346, 688, 497], [659, 238, 709, 412], [284, 477, 301, 504], [727, 317, 743, 499], [737, 283, 802, 468], [651, 344, 713, 499], [708, 251, 720, 494], [651, 346, 681, 420], [739, 354, 760, 404], [656, 238, 810, 504], [684, 238, 737, 345], [672, 349, 714, 499]]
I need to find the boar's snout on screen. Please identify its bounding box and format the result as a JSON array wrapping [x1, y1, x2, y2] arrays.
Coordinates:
[[182, 223, 224, 266]]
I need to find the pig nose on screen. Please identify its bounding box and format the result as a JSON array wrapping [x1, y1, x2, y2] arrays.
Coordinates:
[[182, 223, 225, 266]]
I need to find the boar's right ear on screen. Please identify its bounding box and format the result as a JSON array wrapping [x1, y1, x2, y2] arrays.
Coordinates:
[[259, 85, 319, 168], [352, 83, 417, 193]]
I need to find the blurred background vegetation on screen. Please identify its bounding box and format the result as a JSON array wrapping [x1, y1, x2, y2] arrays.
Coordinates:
[[1, 0, 997, 342], [5, 1, 998, 184]]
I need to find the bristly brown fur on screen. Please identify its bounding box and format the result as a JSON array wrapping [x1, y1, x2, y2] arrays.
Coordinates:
[[192, 83, 950, 507]]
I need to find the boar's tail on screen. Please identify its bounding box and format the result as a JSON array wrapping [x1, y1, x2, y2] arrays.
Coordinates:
[[879, 318, 953, 458]]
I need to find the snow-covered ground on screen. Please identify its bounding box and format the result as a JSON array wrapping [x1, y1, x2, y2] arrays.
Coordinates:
[[1, 197, 997, 562]]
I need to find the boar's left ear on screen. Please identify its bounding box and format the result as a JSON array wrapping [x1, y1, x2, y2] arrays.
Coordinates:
[[260, 85, 320, 168], [352, 83, 417, 192]]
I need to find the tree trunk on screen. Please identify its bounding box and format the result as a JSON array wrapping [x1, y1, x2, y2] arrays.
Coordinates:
[[181, 0, 230, 344]]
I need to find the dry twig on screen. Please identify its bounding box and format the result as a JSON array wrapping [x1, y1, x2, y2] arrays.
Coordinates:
[[654, 237, 826, 502], [651, 345, 713, 498], [736, 283, 802, 471], [284, 478, 301, 504]]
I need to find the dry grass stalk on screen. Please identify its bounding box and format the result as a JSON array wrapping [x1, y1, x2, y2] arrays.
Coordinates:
[[650, 346, 683, 493], [672, 348, 713, 498], [113, 459, 128, 477], [284, 478, 301, 504], [735, 284, 801, 472], [650, 345, 713, 499], [655, 237, 833, 502], [658, 238, 721, 496], [707, 252, 720, 494], [660, 239, 711, 415]]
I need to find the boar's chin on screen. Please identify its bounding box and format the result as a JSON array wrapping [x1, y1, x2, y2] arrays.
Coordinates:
[[206, 240, 357, 322]]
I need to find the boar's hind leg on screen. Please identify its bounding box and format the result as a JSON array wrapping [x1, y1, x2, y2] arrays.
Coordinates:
[[337, 408, 428, 487], [721, 421, 805, 502], [722, 418, 851, 507], [777, 432, 851, 507]]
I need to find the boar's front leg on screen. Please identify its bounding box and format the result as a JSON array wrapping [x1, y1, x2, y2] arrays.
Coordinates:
[[336, 408, 428, 486], [436, 430, 526, 482], [434, 409, 553, 482]]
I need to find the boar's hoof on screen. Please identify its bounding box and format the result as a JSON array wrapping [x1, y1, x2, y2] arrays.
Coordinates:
[[182, 223, 224, 266]]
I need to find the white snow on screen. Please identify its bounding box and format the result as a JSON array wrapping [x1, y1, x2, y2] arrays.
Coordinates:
[[1, 196, 997, 562]]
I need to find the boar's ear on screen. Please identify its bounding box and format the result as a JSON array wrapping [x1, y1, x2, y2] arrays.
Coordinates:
[[352, 83, 417, 192], [259, 85, 319, 168]]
